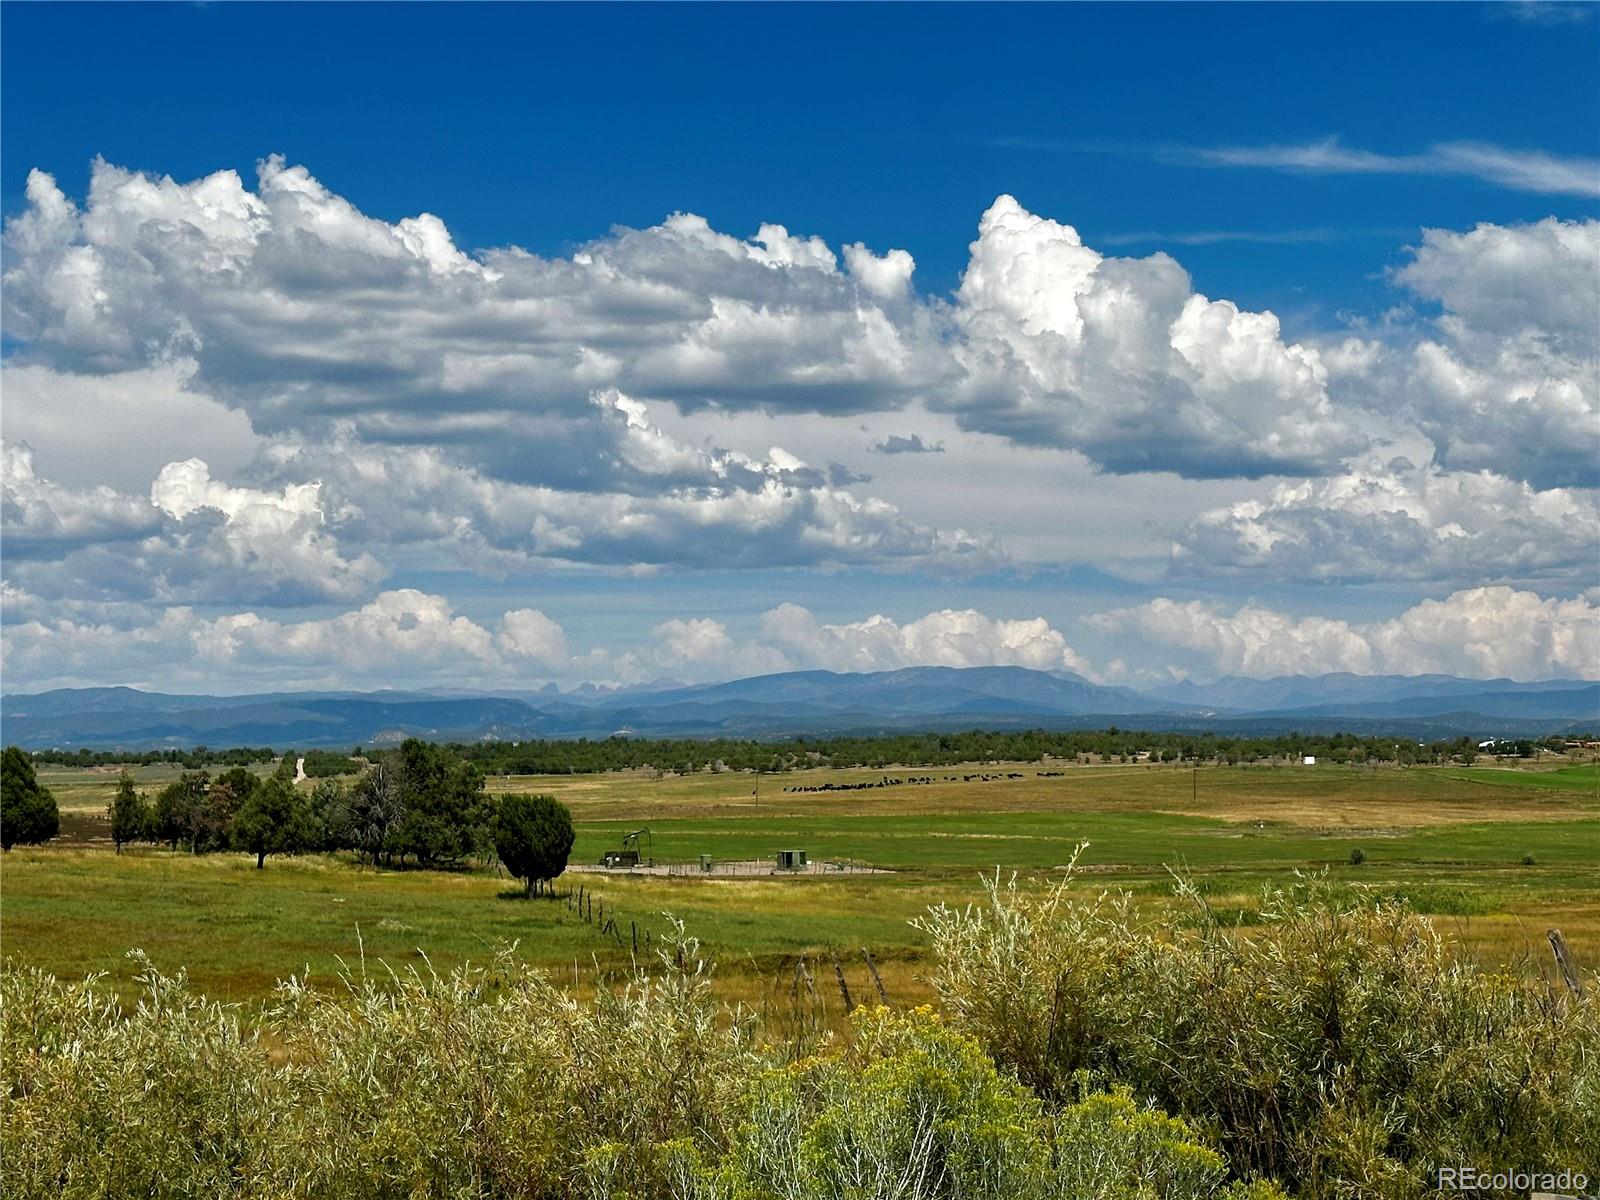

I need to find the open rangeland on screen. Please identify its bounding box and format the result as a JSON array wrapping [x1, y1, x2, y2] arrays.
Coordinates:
[[5, 758, 1597, 1011]]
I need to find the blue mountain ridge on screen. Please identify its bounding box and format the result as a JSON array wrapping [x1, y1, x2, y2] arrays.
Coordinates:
[[2, 667, 1595, 750]]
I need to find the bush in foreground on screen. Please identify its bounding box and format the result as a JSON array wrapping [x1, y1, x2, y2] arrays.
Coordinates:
[[915, 863, 1600, 1198]]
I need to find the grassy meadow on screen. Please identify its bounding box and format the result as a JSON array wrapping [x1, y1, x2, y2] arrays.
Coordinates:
[[4, 757, 1597, 1010]]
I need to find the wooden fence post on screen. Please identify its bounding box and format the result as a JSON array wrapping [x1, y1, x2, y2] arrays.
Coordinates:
[[861, 948, 889, 1005], [1549, 929, 1584, 999], [830, 952, 853, 1012]]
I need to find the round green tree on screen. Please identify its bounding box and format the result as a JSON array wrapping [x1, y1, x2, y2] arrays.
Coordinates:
[[107, 770, 150, 853], [495, 793, 575, 897], [2, 746, 60, 850], [231, 776, 317, 869]]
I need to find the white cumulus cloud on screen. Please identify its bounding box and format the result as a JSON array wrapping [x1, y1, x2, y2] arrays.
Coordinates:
[[943, 195, 1369, 477], [759, 602, 1095, 675], [3, 445, 382, 606], [1174, 456, 1600, 585], [1386, 218, 1599, 488], [3, 156, 1594, 618], [1092, 587, 1598, 680], [2, 587, 581, 690], [252, 428, 999, 574]]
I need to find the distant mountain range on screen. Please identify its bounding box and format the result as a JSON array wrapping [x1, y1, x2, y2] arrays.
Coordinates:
[[3, 667, 1596, 750]]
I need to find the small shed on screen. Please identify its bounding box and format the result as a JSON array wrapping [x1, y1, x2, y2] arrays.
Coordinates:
[[1302, 755, 1317, 766], [776, 849, 808, 871]]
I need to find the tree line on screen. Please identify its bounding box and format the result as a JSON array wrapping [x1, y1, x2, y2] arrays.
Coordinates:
[[22, 729, 1576, 778], [27, 746, 280, 769], [448, 728, 1571, 774]]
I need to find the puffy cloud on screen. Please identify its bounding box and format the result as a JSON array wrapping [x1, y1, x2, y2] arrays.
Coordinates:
[[759, 602, 1095, 675], [198, 590, 498, 671], [6, 584, 1593, 693], [2, 160, 1369, 488], [149, 458, 383, 599], [1174, 456, 1599, 585], [8, 157, 1585, 496], [1386, 218, 1599, 488], [495, 608, 570, 670], [842, 243, 916, 301], [1368, 588, 1598, 679], [638, 605, 1098, 682], [254, 429, 999, 573], [0, 591, 1108, 691], [651, 617, 737, 667], [0, 162, 1006, 577], [2, 602, 214, 690], [3, 156, 1591, 614], [1092, 587, 1599, 680], [649, 617, 791, 678], [1089, 598, 1377, 677], [1, 159, 937, 451], [1, 588, 579, 690], [2, 441, 160, 555], [943, 195, 1369, 477], [2, 445, 382, 605]]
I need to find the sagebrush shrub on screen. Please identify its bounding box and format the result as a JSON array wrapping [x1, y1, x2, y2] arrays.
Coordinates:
[[915, 865, 1600, 1199], [1, 954, 276, 1199]]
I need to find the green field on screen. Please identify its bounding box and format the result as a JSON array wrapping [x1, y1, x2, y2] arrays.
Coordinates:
[[4, 758, 1596, 1008], [1436, 763, 1600, 790]]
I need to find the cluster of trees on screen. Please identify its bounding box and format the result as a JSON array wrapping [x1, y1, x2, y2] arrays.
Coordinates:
[[91, 739, 574, 893], [1, 747, 60, 850], [319, 739, 494, 867], [107, 758, 320, 868], [299, 749, 362, 777]]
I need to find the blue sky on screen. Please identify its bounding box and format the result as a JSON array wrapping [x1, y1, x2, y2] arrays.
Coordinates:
[[6, 3, 1594, 315], [2, 2, 1597, 691]]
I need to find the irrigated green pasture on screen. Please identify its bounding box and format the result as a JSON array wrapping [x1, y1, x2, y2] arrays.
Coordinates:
[[4, 759, 1596, 1007]]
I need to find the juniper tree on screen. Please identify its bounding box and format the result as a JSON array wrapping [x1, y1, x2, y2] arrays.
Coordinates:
[[494, 793, 575, 897], [106, 770, 149, 853], [1, 747, 59, 850]]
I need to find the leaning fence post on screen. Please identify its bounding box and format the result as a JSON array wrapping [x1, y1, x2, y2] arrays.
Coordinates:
[[861, 948, 889, 1005], [1549, 929, 1584, 999], [830, 952, 854, 1012]]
